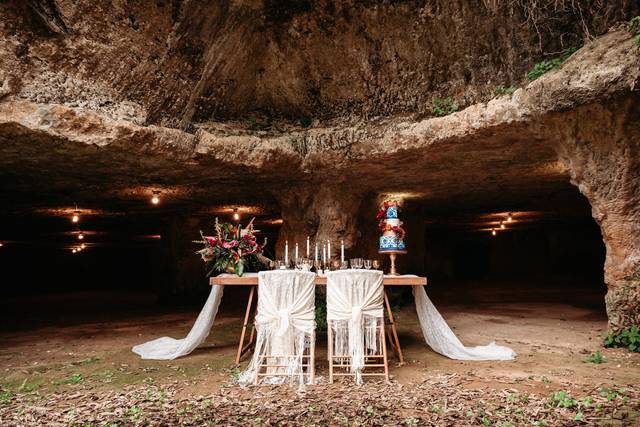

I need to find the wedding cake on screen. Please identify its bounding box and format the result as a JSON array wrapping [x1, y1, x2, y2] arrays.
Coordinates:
[[377, 200, 406, 252]]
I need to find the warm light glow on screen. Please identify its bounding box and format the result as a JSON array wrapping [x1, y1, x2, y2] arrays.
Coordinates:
[[77, 246, 83, 252], [78, 232, 84, 240], [80, 243, 86, 249], [72, 248, 77, 253], [491, 229, 496, 236], [233, 208, 240, 221], [500, 222, 505, 229], [151, 196, 160, 205], [72, 214, 79, 223], [0, 242, 3, 247], [507, 214, 513, 223]]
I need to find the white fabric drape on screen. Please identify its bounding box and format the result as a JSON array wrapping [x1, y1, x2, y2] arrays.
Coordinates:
[[413, 283, 516, 360], [239, 270, 316, 386], [327, 270, 384, 384], [131, 275, 236, 360]]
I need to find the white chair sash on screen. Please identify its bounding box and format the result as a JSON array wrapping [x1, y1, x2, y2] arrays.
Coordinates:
[[239, 270, 316, 386], [326, 269, 384, 383]]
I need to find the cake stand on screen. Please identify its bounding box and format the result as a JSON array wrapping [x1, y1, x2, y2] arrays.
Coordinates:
[[378, 249, 407, 276]]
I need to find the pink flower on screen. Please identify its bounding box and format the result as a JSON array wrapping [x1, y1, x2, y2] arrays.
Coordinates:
[[222, 240, 238, 249]]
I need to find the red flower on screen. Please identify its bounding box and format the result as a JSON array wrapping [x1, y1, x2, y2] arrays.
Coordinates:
[[204, 236, 218, 246], [222, 240, 238, 249], [375, 210, 386, 221]]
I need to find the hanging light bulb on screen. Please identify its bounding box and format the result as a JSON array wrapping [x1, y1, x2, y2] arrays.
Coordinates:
[[72, 248, 77, 253], [491, 228, 496, 236], [507, 213, 513, 223], [0, 242, 3, 247], [80, 243, 86, 249], [77, 246, 83, 252], [151, 190, 160, 205], [78, 231, 84, 240], [233, 208, 240, 221], [72, 204, 80, 223], [500, 221, 505, 229]]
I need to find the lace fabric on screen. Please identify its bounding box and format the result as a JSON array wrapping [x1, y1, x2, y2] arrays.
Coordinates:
[[413, 284, 516, 360], [238, 270, 316, 386], [132, 284, 225, 360], [327, 270, 385, 384]]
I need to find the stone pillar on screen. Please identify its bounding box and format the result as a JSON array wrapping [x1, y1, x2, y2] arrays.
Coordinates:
[[554, 97, 640, 331], [274, 185, 364, 259]]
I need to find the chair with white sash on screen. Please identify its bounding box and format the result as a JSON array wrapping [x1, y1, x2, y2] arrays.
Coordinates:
[[326, 269, 389, 384], [238, 270, 316, 386]]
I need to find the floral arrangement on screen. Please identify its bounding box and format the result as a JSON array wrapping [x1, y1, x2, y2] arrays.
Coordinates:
[[376, 199, 405, 238], [195, 218, 269, 277]]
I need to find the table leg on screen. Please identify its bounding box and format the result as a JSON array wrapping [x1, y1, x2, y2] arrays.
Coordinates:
[[384, 290, 405, 366], [236, 285, 256, 365]]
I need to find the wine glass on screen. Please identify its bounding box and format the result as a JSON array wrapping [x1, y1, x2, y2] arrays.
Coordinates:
[[372, 260, 380, 270], [364, 259, 372, 269]]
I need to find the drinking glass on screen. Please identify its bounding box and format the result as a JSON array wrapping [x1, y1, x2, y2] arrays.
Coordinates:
[[340, 260, 348, 269], [372, 260, 381, 270], [364, 259, 372, 269]]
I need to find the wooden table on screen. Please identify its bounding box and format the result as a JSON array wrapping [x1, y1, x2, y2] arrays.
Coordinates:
[[210, 274, 427, 365]]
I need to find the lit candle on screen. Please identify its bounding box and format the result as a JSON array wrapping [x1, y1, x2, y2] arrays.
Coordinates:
[[314, 243, 318, 263], [322, 244, 326, 265], [306, 236, 310, 258], [295, 242, 299, 260], [327, 240, 331, 261], [285, 241, 289, 265], [341, 240, 345, 263]]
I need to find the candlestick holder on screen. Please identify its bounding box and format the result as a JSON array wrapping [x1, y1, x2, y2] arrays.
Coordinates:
[[379, 250, 407, 275]]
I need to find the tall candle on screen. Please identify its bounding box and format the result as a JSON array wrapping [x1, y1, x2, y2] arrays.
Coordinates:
[[322, 244, 326, 265], [327, 240, 331, 261], [341, 240, 345, 263], [314, 243, 318, 263], [295, 243, 299, 261], [306, 236, 310, 258], [285, 241, 289, 265]]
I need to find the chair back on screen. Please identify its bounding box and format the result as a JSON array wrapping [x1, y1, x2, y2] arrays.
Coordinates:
[[256, 270, 316, 336], [326, 270, 384, 322]]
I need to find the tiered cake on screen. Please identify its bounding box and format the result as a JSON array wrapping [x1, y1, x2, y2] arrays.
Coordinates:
[[378, 200, 406, 252]]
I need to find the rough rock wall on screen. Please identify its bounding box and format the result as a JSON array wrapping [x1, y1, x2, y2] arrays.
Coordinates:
[[554, 98, 640, 331], [0, 0, 636, 127]]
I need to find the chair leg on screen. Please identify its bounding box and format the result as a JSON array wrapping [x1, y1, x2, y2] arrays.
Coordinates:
[[327, 321, 334, 384], [309, 331, 316, 384], [381, 321, 390, 383]]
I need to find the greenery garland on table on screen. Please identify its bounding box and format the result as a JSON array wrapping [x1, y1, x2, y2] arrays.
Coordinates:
[[194, 218, 270, 277]]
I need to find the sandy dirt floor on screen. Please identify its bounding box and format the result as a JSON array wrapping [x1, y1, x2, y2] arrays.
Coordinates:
[[1, 284, 639, 425]]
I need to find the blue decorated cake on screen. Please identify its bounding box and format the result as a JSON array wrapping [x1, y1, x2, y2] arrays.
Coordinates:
[[377, 200, 406, 253]]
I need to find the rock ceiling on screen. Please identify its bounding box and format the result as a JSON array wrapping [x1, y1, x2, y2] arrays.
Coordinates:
[[0, 1, 639, 243]]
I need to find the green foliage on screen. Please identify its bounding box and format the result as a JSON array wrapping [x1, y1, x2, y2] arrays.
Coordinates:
[[527, 47, 576, 81], [495, 85, 517, 96], [636, 35, 640, 47], [432, 97, 459, 117], [599, 387, 625, 402], [584, 350, 605, 364], [604, 325, 640, 352], [630, 16, 640, 33], [549, 390, 577, 408], [315, 296, 327, 329], [0, 390, 14, 403]]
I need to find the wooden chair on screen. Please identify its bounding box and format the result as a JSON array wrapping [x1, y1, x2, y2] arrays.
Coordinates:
[[326, 270, 389, 384], [250, 270, 316, 385]]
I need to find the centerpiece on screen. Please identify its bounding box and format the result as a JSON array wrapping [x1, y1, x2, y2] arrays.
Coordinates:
[[195, 218, 269, 277]]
